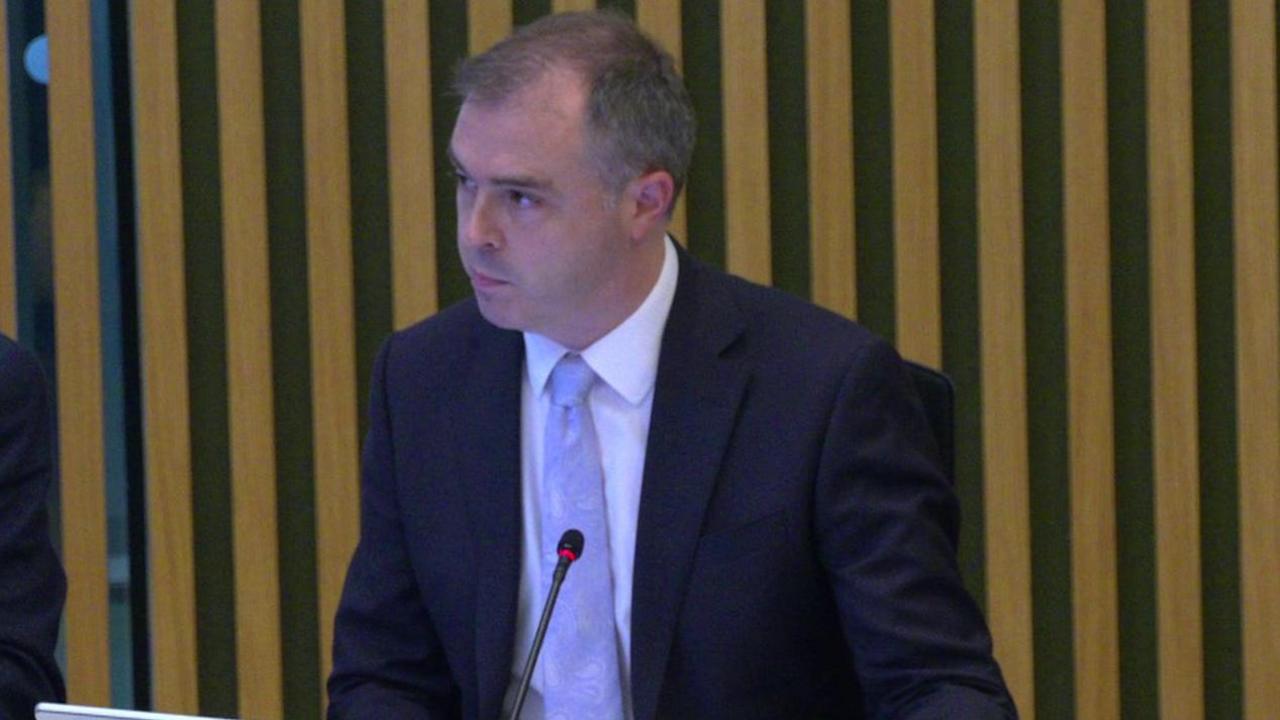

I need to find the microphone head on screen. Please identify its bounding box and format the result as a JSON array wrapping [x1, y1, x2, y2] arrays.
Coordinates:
[[557, 529, 584, 563]]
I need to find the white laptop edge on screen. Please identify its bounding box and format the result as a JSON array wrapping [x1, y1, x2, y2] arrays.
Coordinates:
[[35, 702, 236, 720]]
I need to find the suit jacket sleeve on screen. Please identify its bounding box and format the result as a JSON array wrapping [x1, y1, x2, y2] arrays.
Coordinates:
[[816, 339, 1016, 718], [328, 338, 460, 719], [0, 338, 66, 720]]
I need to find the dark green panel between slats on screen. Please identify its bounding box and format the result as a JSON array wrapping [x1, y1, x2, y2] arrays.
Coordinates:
[[260, 1, 321, 717], [1190, 3, 1242, 718], [850, 0, 893, 341], [764, 0, 810, 300], [430, 0, 470, 309], [1018, 4, 1075, 718], [176, 1, 237, 714], [680, 0, 724, 267], [599, 0, 636, 18], [345, 0, 394, 438], [1106, 4, 1157, 718], [103, 0, 150, 704], [934, 0, 986, 604], [513, 0, 552, 27]]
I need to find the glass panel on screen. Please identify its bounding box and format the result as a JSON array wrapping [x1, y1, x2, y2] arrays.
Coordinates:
[[7, 0, 142, 707]]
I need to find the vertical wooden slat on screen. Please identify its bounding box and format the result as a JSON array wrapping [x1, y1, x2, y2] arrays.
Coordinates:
[[469, 0, 512, 56], [300, 0, 360, 702], [131, 0, 199, 710], [553, 0, 596, 13], [636, 0, 682, 65], [635, 0, 687, 244], [46, 0, 110, 704], [385, 0, 438, 328], [890, 0, 940, 365], [1062, 1, 1119, 717], [720, 0, 770, 284], [0, 0, 14, 337], [804, 0, 854, 318], [974, 2, 1034, 715], [216, 1, 283, 716], [1147, 2, 1204, 718], [1230, 1, 1280, 717]]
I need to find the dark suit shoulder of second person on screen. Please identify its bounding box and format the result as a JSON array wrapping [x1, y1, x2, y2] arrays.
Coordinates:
[[0, 333, 68, 720], [1, 334, 45, 406]]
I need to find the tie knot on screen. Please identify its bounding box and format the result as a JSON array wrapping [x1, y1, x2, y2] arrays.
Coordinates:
[[549, 354, 596, 407]]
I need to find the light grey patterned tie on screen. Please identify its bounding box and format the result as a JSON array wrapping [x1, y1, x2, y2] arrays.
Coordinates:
[[539, 354, 625, 720]]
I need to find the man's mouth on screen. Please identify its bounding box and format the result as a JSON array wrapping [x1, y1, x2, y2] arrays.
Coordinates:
[[470, 270, 508, 289]]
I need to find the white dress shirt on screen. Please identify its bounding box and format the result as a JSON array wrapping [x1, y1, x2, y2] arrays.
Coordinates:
[[504, 237, 679, 719]]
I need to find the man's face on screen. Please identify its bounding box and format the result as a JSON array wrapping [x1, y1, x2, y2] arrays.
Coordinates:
[[449, 70, 644, 349]]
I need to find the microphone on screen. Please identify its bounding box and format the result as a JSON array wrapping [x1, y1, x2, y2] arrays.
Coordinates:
[[506, 529, 584, 720]]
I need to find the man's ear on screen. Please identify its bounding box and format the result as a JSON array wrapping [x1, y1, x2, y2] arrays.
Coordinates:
[[626, 170, 676, 239]]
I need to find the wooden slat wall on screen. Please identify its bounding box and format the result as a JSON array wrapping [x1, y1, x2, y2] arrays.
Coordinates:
[[11, 2, 1277, 716], [385, 0, 438, 329], [0, 0, 13, 337], [890, 0, 940, 366], [720, 0, 770, 285], [553, 0, 596, 13], [469, 0, 512, 55], [130, 0, 200, 710], [974, 2, 1034, 715], [46, 0, 111, 705], [635, 0, 687, 244], [215, 1, 283, 716], [1230, 2, 1280, 718], [1147, 3, 1205, 718], [804, 0, 855, 319], [1061, 1, 1119, 717], [299, 0, 361, 702]]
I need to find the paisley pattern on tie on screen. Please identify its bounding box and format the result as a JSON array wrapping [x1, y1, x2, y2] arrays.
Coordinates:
[[539, 354, 626, 720]]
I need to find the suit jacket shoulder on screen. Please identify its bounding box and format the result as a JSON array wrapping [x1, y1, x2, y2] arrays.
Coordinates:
[[0, 334, 67, 719]]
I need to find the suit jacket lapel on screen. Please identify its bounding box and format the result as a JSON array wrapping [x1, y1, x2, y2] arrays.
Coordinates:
[[630, 253, 750, 720], [454, 316, 524, 720]]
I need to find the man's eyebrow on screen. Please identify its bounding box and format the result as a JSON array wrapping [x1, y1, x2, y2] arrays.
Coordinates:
[[447, 148, 554, 192]]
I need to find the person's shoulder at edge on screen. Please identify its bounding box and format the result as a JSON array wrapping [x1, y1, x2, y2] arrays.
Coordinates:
[[0, 333, 47, 416]]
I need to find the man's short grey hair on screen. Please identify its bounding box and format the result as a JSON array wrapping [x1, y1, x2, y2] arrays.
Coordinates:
[[454, 10, 696, 211]]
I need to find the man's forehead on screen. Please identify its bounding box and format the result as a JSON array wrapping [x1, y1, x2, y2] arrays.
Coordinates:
[[450, 78, 590, 174], [458, 67, 587, 129]]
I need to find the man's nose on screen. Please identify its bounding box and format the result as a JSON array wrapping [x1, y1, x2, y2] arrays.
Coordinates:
[[461, 192, 502, 249]]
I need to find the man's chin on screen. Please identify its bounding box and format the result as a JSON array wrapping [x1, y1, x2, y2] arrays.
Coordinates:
[[474, 297, 525, 332]]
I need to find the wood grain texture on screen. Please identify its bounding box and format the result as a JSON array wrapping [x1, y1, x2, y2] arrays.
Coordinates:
[[130, 0, 200, 710], [1229, 1, 1280, 717], [468, 0, 512, 55], [1146, 2, 1204, 717], [216, 1, 283, 716], [1061, 2, 1120, 717], [385, 0, 438, 328], [635, 0, 687, 244], [890, 0, 940, 365], [974, 2, 1034, 715], [804, 0, 855, 318], [300, 0, 361, 703], [720, 0, 771, 284], [553, 0, 596, 12], [0, 0, 13, 336], [46, 0, 110, 704]]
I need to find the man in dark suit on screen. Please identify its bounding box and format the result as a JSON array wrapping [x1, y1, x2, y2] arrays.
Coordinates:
[[329, 10, 1014, 719], [0, 333, 67, 719]]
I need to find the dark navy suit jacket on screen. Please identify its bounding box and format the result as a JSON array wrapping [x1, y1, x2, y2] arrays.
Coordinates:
[[0, 334, 66, 719], [329, 251, 1015, 719]]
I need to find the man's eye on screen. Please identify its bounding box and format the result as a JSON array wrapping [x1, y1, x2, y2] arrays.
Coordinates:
[[454, 172, 475, 191], [509, 191, 539, 209]]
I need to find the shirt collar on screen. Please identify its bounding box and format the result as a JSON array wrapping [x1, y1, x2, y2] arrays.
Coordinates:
[[525, 236, 679, 405]]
